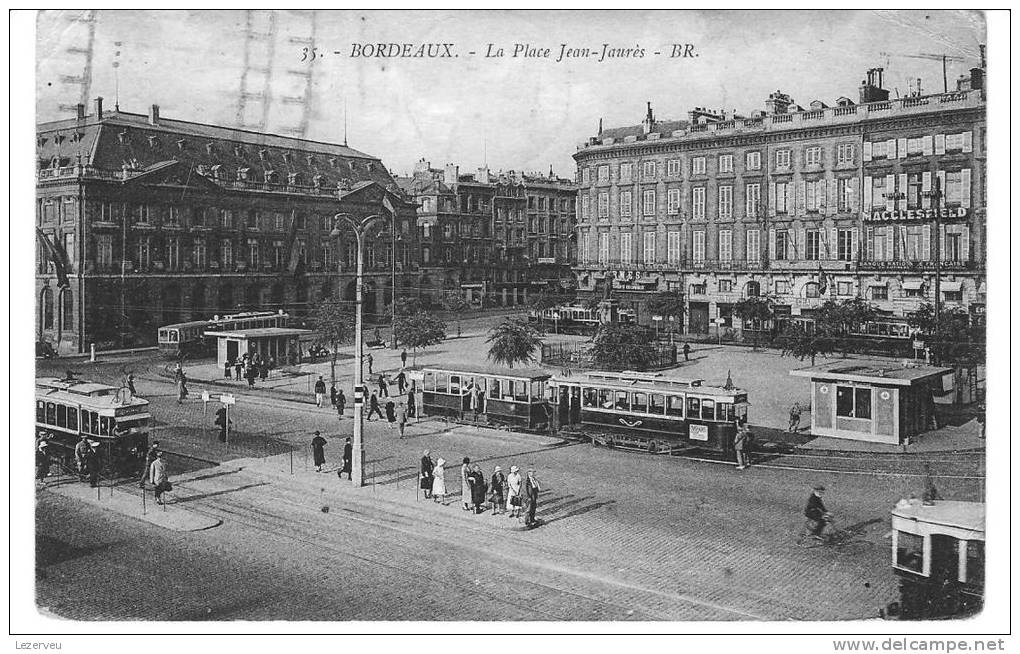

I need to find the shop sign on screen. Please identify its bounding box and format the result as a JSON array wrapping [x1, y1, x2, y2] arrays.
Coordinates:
[[865, 207, 968, 223]]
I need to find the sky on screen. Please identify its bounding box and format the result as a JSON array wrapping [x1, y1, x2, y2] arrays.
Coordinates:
[[36, 10, 986, 177]]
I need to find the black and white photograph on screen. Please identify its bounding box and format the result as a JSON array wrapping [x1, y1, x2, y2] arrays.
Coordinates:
[[11, 7, 1010, 648]]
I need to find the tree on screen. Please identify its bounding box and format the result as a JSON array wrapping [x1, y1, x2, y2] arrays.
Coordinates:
[[733, 295, 776, 350], [908, 302, 982, 365], [780, 322, 833, 366], [311, 296, 354, 383], [589, 323, 657, 371], [817, 298, 877, 357], [383, 297, 431, 324], [394, 311, 446, 366], [441, 292, 472, 337], [486, 318, 543, 369], [527, 290, 560, 332], [646, 290, 686, 337]]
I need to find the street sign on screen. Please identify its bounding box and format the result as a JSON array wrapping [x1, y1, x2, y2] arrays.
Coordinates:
[[220, 393, 236, 405], [651, 315, 663, 321], [714, 318, 726, 325]]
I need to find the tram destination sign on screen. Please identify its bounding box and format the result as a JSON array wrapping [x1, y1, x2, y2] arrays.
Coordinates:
[[865, 207, 969, 223]]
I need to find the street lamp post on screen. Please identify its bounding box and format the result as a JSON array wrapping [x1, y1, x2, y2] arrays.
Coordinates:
[[331, 212, 386, 488], [921, 178, 944, 362]]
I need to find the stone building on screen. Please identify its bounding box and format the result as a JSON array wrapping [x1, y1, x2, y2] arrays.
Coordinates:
[[36, 100, 418, 353], [397, 161, 577, 308], [572, 66, 985, 335]]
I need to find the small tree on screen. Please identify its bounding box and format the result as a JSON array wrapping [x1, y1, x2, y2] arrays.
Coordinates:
[[394, 311, 447, 365], [311, 296, 354, 383], [441, 292, 473, 337], [908, 302, 982, 365], [818, 297, 877, 356], [646, 290, 685, 337], [733, 295, 776, 350], [780, 322, 833, 366], [486, 317, 543, 369], [527, 290, 560, 332], [589, 323, 657, 371]]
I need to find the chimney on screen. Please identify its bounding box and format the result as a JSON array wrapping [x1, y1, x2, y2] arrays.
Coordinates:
[[968, 67, 984, 91], [75, 103, 86, 120], [764, 91, 793, 115], [94, 96, 104, 119], [642, 101, 655, 134], [688, 106, 724, 124], [443, 163, 459, 186], [148, 104, 160, 125], [859, 68, 890, 104]]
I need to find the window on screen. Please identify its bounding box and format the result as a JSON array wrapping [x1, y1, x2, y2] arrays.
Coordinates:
[[136, 204, 151, 224], [692, 157, 706, 175], [642, 190, 656, 216], [581, 195, 590, 219], [943, 290, 963, 302], [837, 281, 853, 296], [906, 137, 924, 156], [837, 143, 856, 165], [273, 241, 285, 267], [136, 237, 151, 269], [775, 280, 790, 294], [275, 213, 286, 231], [945, 132, 967, 152], [718, 230, 732, 262], [966, 541, 984, 586], [945, 170, 970, 206], [581, 168, 590, 185], [643, 232, 656, 263], [691, 283, 706, 295], [775, 182, 790, 214], [838, 177, 855, 211], [837, 229, 854, 261], [692, 230, 705, 263], [166, 237, 180, 269], [805, 179, 824, 212], [620, 232, 632, 264], [692, 187, 706, 220], [745, 151, 761, 171], [775, 149, 791, 169], [805, 146, 822, 166], [871, 140, 888, 159], [597, 165, 609, 183], [247, 238, 259, 267], [649, 394, 665, 415], [598, 233, 609, 264], [944, 232, 962, 262], [666, 396, 684, 417], [221, 210, 233, 229], [805, 230, 821, 261], [666, 159, 682, 177], [614, 190, 631, 219], [746, 281, 760, 297], [719, 279, 733, 292], [632, 392, 648, 413], [97, 234, 113, 268], [619, 162, 633, 182], [871, 286, 888, 300], [836, 385, 871, 419], [718, 185, 733, 219], [598, 192, 609, 218], [805, 282, 820, 298], [667, 189, 681, 215], [774, 230, 789, 260], [221, 239, 233, 267], [642, 161, 656, 180], [718, 154, 733, 173], [895, 531, 924, 572], [189, 238, 205, 268], [903, 226, 924, 261], [745, 183, 761, 217], [746, 229, 760, 262], [615, 391, 630, 411], [667, 231, 681, 265], [686, 396, 701, 417], [166, 206, 181, 226]]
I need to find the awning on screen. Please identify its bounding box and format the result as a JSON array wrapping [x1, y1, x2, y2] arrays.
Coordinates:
[[901, 280, 924, 290], [940, 281, 963, 292]]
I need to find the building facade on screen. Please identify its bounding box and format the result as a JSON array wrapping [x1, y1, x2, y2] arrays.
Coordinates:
[[36, 100, 419, 353], [397, 161, 577, 308], [572, 67, 986, 335]]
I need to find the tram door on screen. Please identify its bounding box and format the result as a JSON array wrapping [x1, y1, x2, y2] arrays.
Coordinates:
[[557, 384, 582, 425]]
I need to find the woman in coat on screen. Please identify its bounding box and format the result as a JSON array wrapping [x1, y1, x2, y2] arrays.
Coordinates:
[[468, 463, 487, 513], [460, 457, 472, 511], [490, 466, 506, 515], [431, 458, 447, 504], [506, 465, 523, 519], [311, 431, 327, 472], [420, 450, 434, 499]]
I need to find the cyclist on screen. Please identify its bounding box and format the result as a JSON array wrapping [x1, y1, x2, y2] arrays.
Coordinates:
[[804, 484, 832, 541]]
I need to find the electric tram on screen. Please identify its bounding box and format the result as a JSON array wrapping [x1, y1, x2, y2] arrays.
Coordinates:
[[420, 365, 553, 431], [157, 310, 289, 358]]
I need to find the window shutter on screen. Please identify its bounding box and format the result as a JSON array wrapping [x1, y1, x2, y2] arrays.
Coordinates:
[[827, 178, 837, 215], [885, 226, 894, 261], [922, 224, 931, 261], [922, 135, 933, 156], [848, 179, 858, 212], [922, 172, 932, 208], [863, 141, 872, 161], [961, 225, 970, 262], [962, 131, 973, 153], [934, 133, 946, 155], [797, 228, 805, 259], [797, 181, 806, 215], [885, 174, 895, 211], [768, 182, 776, 216], [961, 168, 972, 208], [897, 174, 908, 211], [939, 224, 947, 263], [830, 227, 838, 260], [937, 170, 947, 201], [851, 227, 859, 262], [768, 228, 776, 260], [865, 226, 874, 260], [887, 139, 897, 158], [863, 175, 873, 211], [897, 138, 907, 159]]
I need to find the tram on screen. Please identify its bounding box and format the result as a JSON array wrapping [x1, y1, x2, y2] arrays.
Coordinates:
[[157, 310, 289, 358], [889, 499, 984, 619], [420, 366, 553, 430], [549, 371, 748, 454], [528, 304, 636, 335], [777, 316, 914, 355], [36, 377, 151, 475]]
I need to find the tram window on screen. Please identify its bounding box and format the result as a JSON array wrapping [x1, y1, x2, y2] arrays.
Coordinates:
[[687, 397, 701, 417], [90, 412, 99, 434], [598, 389, 613, 409], [717, 402, 734, 422], [632, 392, 648, 413], [67, 407, 78, 430], [896, 531, 924, 573], [701, 399, 716, 421], [435, 373, 448, 394], [531, 381, 544, 401], [511, 381, 526, 402], [836, 386, 872, 419], [648, 394, 665, 415], [583, 388, 597, 407], [449, 375, 461, 394], [424, 372, 434, 392], [615, 391, 630, 411], [158, 330, 166, 341], [489, 379, 501, 399], [45, 402, 56, 424], [100, 416, 112, 436], [666, 396, 684, 417], [56, 405, 67, 428], [36, 401, 45, 422], [966, 541, 984, 585]]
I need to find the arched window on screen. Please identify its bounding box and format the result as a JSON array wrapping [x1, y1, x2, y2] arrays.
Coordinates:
[[60, 289, 73, 331], [41, 287, 54, 330]]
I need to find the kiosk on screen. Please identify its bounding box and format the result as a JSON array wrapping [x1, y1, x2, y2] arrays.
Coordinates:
[[790, 360, 954, 444], [206, 327, 315, 368]]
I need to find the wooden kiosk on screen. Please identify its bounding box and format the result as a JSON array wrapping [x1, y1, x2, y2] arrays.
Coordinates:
[[206, 327, 315, 367]]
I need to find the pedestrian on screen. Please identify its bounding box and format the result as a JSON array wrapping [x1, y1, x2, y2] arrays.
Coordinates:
[[86, 440, 102, 488], [127, 373, 137, 395], [149, 451, 171, 504], [338, 437, 353, 480], [173, 362, 182, 382], [367, 391, 384, 420], [234, 359, 243, 381], [400, 349, 408, 367], [683, 342, 691, 362], [378, 374, 389, 398], [490, 465, 506, 515], [330, 383, 338, 408], [259, 360, 268, 381], [396, 370, 407, 395], [247, 365, 257, 389], [224, 359, 232, 379], [385, 399, 396, 428], [336, 389, 347, 419], [431, 458, 447, 504], [35, 440, 52, 481], [214, 406, 231, 442], [419, 450, 434, 498], [524, 468, 541, 527], [314, 375, 327, 408], [460, 457, 472, 511], [177, 372, 189, 404], [733, 422, 749, 470], [406, 389, 417, 419], [366, 353, 374, 375], [506, 465, 523, 518], [397, 403, 408, 438], [802, 484, 830, 541], [789, 402, 802, 432], [74, 434, 90, 482], [468, 463, 487, 514], [140, 440, 160, 487], [311, 431, 327, 472]]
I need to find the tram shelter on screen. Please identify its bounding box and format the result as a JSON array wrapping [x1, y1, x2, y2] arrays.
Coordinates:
[[206, 327, 315, 367], [790, 360, 954, 445]]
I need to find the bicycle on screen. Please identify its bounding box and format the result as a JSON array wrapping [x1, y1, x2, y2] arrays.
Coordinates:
[[796, 515, 874, 554]]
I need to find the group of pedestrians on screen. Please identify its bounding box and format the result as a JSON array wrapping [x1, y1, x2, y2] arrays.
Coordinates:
[[309, 431, 353, 478], [419, 452, 541, 526], [224, 353, 274, 388]]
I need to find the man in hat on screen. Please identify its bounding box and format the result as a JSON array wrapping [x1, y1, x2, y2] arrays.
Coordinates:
[[803, 484, 831, 541], [86, 440, 102, 487], [314, 375, 327, 408], [150, 451, 170, 504], [311, 431, 327, 472], [35, 439, 52, 481], [419, 450, 434, 498], [140, 440, 161, 487], [338, 437, 353, 480], [524, 468, 541, 527], [74, 434, 91, 482]]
